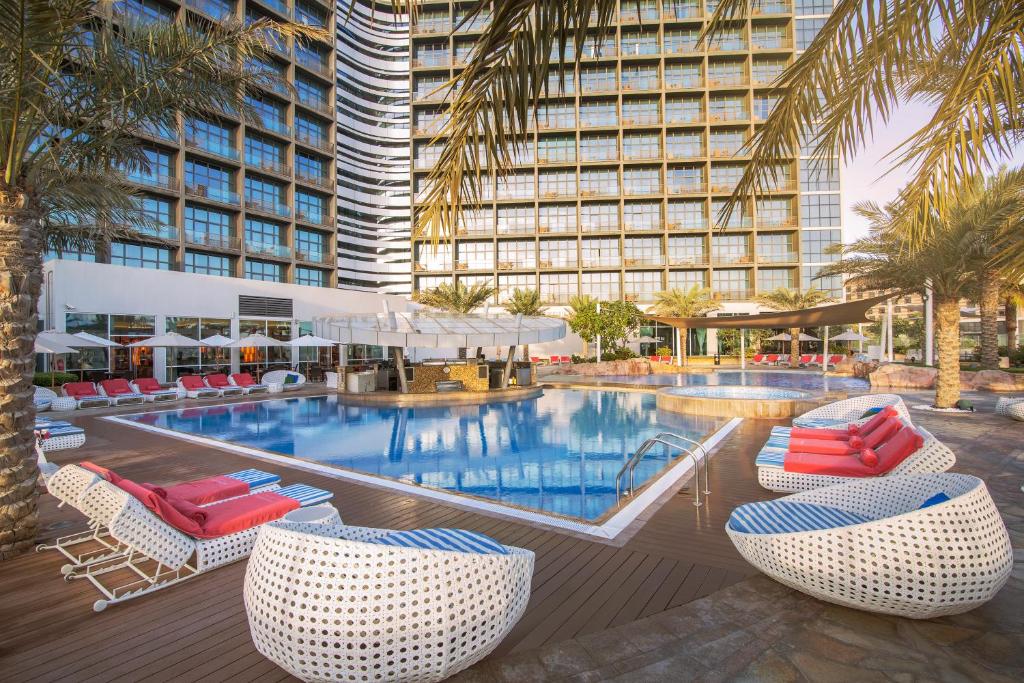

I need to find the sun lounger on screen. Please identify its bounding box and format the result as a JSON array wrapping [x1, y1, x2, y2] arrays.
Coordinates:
[[261, 370, 306, 392], [751, 353, 764, 364], [97, 379, 146, 406], [559, 355, 572, 364], [229, 372, 270, 394], [67, 478, 334, 610], [203, 373, 246, 397], [61, 382, 112, 409], [727, 473, 1012, 618], [798, 354, 813, 366], [177, 375, 221, 399], [764, 354, 779, 365], [34, 424, 86, 452], [793, 394, 910, 429], [777, 354, 790, 365], [828, 354, 844, 365], [129, 377, 179, 402]]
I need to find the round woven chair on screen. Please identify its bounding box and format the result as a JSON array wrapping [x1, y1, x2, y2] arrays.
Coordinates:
[[36, 386, 77, 411], [244, 523, 535, 683], [727, 473, 1012, 619], [793, 393, 909, 429], [994, 396, 1024, 419]]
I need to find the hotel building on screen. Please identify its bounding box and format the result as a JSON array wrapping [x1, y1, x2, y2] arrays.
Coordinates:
[[405, 0, 844, 319], [49, 0, 339, 290]]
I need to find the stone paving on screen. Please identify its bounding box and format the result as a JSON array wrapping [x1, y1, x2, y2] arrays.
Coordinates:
[[457, 390, 1024, 682]]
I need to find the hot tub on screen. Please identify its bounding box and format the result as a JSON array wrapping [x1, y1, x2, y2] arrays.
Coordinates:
[[656, 385, 820, 419]]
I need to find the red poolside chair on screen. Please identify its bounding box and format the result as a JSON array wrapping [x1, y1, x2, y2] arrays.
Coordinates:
[[62, 382, 112, 409], [130, 377, 179, 402], [229, 373, 270, 394], [798, 354, 813, 366], [97, 379, 146, 406], [752, 353, 764, 364], [829, 355, 844, 366], [549, 356, 561, 365], [765, 354, 779, 365], [204, 373, 246, 397], [559, 356, 572, 364], [176, 375, 220, 399]]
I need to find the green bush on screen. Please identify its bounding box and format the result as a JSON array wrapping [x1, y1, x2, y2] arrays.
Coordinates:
[[655, 346, 673, 357], [33, 372, 78, 387]]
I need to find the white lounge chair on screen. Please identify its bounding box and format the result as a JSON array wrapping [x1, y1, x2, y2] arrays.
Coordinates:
[[66, 478, 334, 610], [36, 386, 78, 411], [245, 523, 534, 682], [228, 372, 270, 394], [129, 377, 179, 402], [61, 382, 113, 409], [34, 420, 86, 452], [756, 424, 955, 492], [176, 375, 221, 399], [261, 369, 306, 392], [994, 396, 1024, 420], [97, 379, 146, 406], [727, 473, 1013, 619], [793, 393, 910, 429]]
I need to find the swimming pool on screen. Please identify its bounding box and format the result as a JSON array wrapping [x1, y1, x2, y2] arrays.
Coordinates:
[[121, 389, 728, 524], [594, 370, 868, 393]]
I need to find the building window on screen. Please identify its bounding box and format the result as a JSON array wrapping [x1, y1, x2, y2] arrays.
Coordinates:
[[580, 202, 619, 232], [496, 172, 535, 200], [800, 193, 841, 227], [710, 164, 745, 192], [244, 93, 287, 132], [295, 114, 328, 147], [45, 242, 96, 263], [184, 159, 234, 201], [667, 165, 706, 193], [799, 159, 840, 191], [580, 169, 619, 196], [796, 18, 827, 49], [621, 64, 660, 91], [245, 175, 288, 216], [580, 66, 617, 92], [624, 237, 663, 265], [802, 265, 842, 296], [580, 271, 620, 300], [668, 201, 706, 229], [758, 268, 795, 292], [110, 242, 171, 270], [668, 236, 706, 264], [295, 267, 327, 287], [712, 234, 750, 264], [624, 133, 662, 161], [801, 229, 841, 262], [496, 205, 534, 234], [539, 239, 577, 268], [245, 259, 283, 282], [622, 97, 660, 125], [712, 269, 751, 299], [295, 230, 327, 262], [457, 241, 495, 270], [539, 170, 576, 198], [666, 96, 703, 123], [185, 204, 233, 246], [539, 204, 576, 233], [625, 271, 662, 300], [537, 101, 575, 129], [580, 134, 618, 162], [669, 269, 707, 288], [709, 95, 747, 122], [537, 136, 576, 164], [540, 273, 576, 303], [184, 251, 232, 277], [579, 99, 617, 127], [752, 58, 787, 85], [498, 274, 536, 301], [581, 238, 620, 268], [795, 0, 833, 15], [245, 134, 286, 172], [497, 240, 536, 268], [115, 0, 174, 23], [185, 118, 234, 157], [295, 190, 327, 223], [756, 233, 796, 263], [668, 131, 704, 159], [756, 198, 794, 227], [624, 201, 662, 230], [664, 27, 701, 53]]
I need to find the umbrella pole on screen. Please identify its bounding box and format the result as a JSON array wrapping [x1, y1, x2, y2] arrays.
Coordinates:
[[393, 347, 408, 394]]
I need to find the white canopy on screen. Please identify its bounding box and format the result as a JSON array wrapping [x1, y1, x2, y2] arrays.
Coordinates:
[[767, 332, 820, 342], [831, 330, 870, 342], [73, 332, 122, 348], [226, 333, 287, 348], [314, 312, 566, 349], [201, 334, 235, 346], [288, 334, 337, 348], [36, 330, 107, 349], [128, 332, 208, 348], [35, 338, 79, 355]]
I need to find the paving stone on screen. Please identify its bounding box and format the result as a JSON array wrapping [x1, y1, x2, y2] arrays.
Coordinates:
[[575, 626, 644, 666], [536, 640, 600, 677], [729, 648, 804, 683], [786, 650, 889, 682]]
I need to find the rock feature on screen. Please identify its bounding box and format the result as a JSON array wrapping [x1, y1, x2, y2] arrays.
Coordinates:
[[869, 364, 937, 389], [552, 359, 652, 376], [963, 369, 1024, 392]]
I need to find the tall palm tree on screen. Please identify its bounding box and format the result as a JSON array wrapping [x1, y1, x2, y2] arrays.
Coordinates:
[[412, 281, 496, 358], [0, 0, 321, 560], [754, 288, 835, 368], [502, 288, 546, 359], [701, 0, 1023, 250], [1004, 284, 1024, 353], [649, 286, 718, 366]]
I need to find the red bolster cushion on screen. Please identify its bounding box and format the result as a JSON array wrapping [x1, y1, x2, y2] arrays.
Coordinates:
[[787, 438, 860, 455], [80, 462, 120, 483], [167, 497, 208, 526], [164, 476, 250, 505], [850, 406, 897, 436], [861, 417, 902, 450], [788, 427, 851, 441], [783, 452, 873, 477], [141, 483, 168, 498], [113, 478, 202, 536], [193, 492, 299, 539], [860, 448, 879, 467], [874, 427, 924, 473], [848, 436, 864, 449]]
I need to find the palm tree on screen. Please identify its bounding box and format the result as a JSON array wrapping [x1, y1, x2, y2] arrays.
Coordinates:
[[700, 0, 1023, 250], [649, 286, 718, 366], [502, 288, 546, 359], [0, 1, 321, 560], [754, 288, 835, 368], [412, 281, 496, 358], [1005, 284, 1024, 353]]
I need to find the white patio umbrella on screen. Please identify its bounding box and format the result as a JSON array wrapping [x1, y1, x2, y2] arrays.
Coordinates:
[[34, 338, 79, 355], [225, 333, 286, 348], [831, 330, 870, 342], [201, 334, 235, 346], [127, 332, 209, 348], [287, 334, 337, 347], [73, 331, 122, 348], [37, 330, 109, 381], [766, 332, 820, 342]]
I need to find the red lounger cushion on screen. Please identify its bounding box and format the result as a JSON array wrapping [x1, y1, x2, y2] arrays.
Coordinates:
[[114, 478, 203, 535], [231, 373, 256, 387], [861, 417, 903, 450], [163, 475, 250, 505], [100, 379, 135, 396], [180, 376, 207, 390], [784, 452, 873, 477], [788, 426, 852, 441], [134, 377, 164, 393], [190, 492, 299, 538], [787, 438, 859, 456], [875, 427, 924, 472], [80, 461, 120, 483], [849, 406, 898, 435], [205, 373, 231, 388], [64, 382, 100, 398]]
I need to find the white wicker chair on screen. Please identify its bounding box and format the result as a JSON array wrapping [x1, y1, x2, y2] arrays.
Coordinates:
[[757, 425, 955, 492], [65, 479, 332, 611], [34, 423, 86, 452], [261, 370, 306, 392], [727, 473, 1013, 619], [793, 393, 910, 429], [36, 385, 78, 411], [994, 396, 1024, 419], [244, 523, 535, 683]]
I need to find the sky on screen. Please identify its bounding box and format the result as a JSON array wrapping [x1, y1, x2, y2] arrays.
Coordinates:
[[842, 102, 1024, 243]]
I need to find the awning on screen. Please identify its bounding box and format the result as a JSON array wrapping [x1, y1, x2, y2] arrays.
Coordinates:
[[314, 312, 566, 348], [650, 294, 890, 330]]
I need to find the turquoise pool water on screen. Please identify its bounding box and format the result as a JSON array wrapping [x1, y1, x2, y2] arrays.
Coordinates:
[[597, 370, 868, 393], [125, 389, 726, 521]]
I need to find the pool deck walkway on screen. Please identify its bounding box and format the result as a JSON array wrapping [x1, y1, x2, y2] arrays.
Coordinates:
[[1, 387, 1021, 681]]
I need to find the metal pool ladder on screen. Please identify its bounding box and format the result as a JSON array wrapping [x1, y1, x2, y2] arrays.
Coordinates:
[[615, 432, 711, 507]]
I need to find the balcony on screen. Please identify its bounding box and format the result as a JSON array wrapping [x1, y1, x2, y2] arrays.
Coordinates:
[[752, 1, 791, 14], [667, 182, 707, 195], [295, 131, 333, 153], [582, 257, 622, 268], [245, 197, 291, 218], [625, 222, 662, 233], [756, 251, 798, 264], [708, 111, 750, 124], [667, 147, 705, 160], [763, 180, 798, 193], [752, 38, 793, 51], [252, 0, 290, 19], [248, 116, 292, 137], [713, 288, 754, 301], [185, 231, 240, 250], [667, 221, 709, 232], [185, 183, 240, 206], [455, 260, 494, 272], [185, 136, 240, 162], [707, 77, 749, 88], [623, 256, 665, 267], [410, 22, 452, 36], [246, 240, 291, 259], [295, 51, 331, 77], [296, 96, 331, 115], [538, 257, 577, 269], [665, 77, 704, 90], [496, 260, 535, 271], [668, 254, 709, 266], [414, 262, 451, 273], [666, 112, 705, 125], [124, 172, 179, 192], [295, 248, 332, 264], [715, 217, 755, 230], [184, 0, 234, 21], [411, 55, 452, 69], [295, 209, 334, 228], [711, 254, 754, 265], [710, 146, 745, 158], [245, 154, 290, 177], [136, 223, 179, 241], [758, 216, 798, 229]]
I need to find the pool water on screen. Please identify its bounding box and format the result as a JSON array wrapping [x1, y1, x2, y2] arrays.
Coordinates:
[[597, 370, 868, 393], [126, 389, 726, 522]]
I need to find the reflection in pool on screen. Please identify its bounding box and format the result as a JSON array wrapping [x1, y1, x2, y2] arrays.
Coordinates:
[[125, 389, 727, 521], [594, 370, 868, 393]]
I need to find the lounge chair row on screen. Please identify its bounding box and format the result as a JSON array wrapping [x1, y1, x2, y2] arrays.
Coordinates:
[[751, 353, 790, 365], [530, 355, 573, 365]]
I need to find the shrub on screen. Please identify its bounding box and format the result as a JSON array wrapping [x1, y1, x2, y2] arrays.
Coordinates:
[[33, 372, 78, 387], [655, 346, 673, 357]]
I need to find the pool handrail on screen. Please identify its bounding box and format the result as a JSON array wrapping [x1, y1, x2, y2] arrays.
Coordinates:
[[615, 432, 710, 507]]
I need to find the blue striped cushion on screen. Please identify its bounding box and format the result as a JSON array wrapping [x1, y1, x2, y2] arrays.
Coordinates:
[[227, 469, 281, 489], [793, 417, 847, 428], [38, 425, 84, 437], [372, 528, 509, 555], [277, 484, 333, 507], [755, 446, 786, 468], [729, 500, 870, 534], [770, 426, 792, 437], [36, 420, 71, 429]]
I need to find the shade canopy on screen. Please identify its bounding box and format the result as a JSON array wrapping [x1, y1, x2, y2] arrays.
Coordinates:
[[288, 334, 337, 348], [226, 333, 287, 348], [34, 338, 79, 355], [73, 332, 122, 348], [768, 332, 822, 342], [36, 330, 107, 349], [314, 312, 566, 349], [128, 332, 208, 348], [201, 334, 235, 346], [651, 294, 890, 330], [832, 330, 870, 342]]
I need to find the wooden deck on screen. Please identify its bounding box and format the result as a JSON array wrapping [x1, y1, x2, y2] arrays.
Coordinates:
[[0, 397, 778, 682]]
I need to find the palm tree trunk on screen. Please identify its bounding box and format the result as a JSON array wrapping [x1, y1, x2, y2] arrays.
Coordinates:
[[0, 208, 45, 560], [978, 270, 1000, 369], [457, 347, 467, 360], [681, 327, 687, 367], [789, 328, 799, 368], [1005, 297, 1018, 352], [934, 295, 962, 409]]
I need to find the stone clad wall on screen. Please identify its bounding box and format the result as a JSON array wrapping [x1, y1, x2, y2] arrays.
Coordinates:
[[408, 364, 490, 393]]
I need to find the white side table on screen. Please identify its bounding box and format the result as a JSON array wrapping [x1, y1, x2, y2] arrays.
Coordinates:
[[50, 397, 78, 411], [265, 382, 284, 394], [275, 504, 342, 533]]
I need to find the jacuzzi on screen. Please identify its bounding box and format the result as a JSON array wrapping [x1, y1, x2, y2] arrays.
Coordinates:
[[656, 385, 820, 419]]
